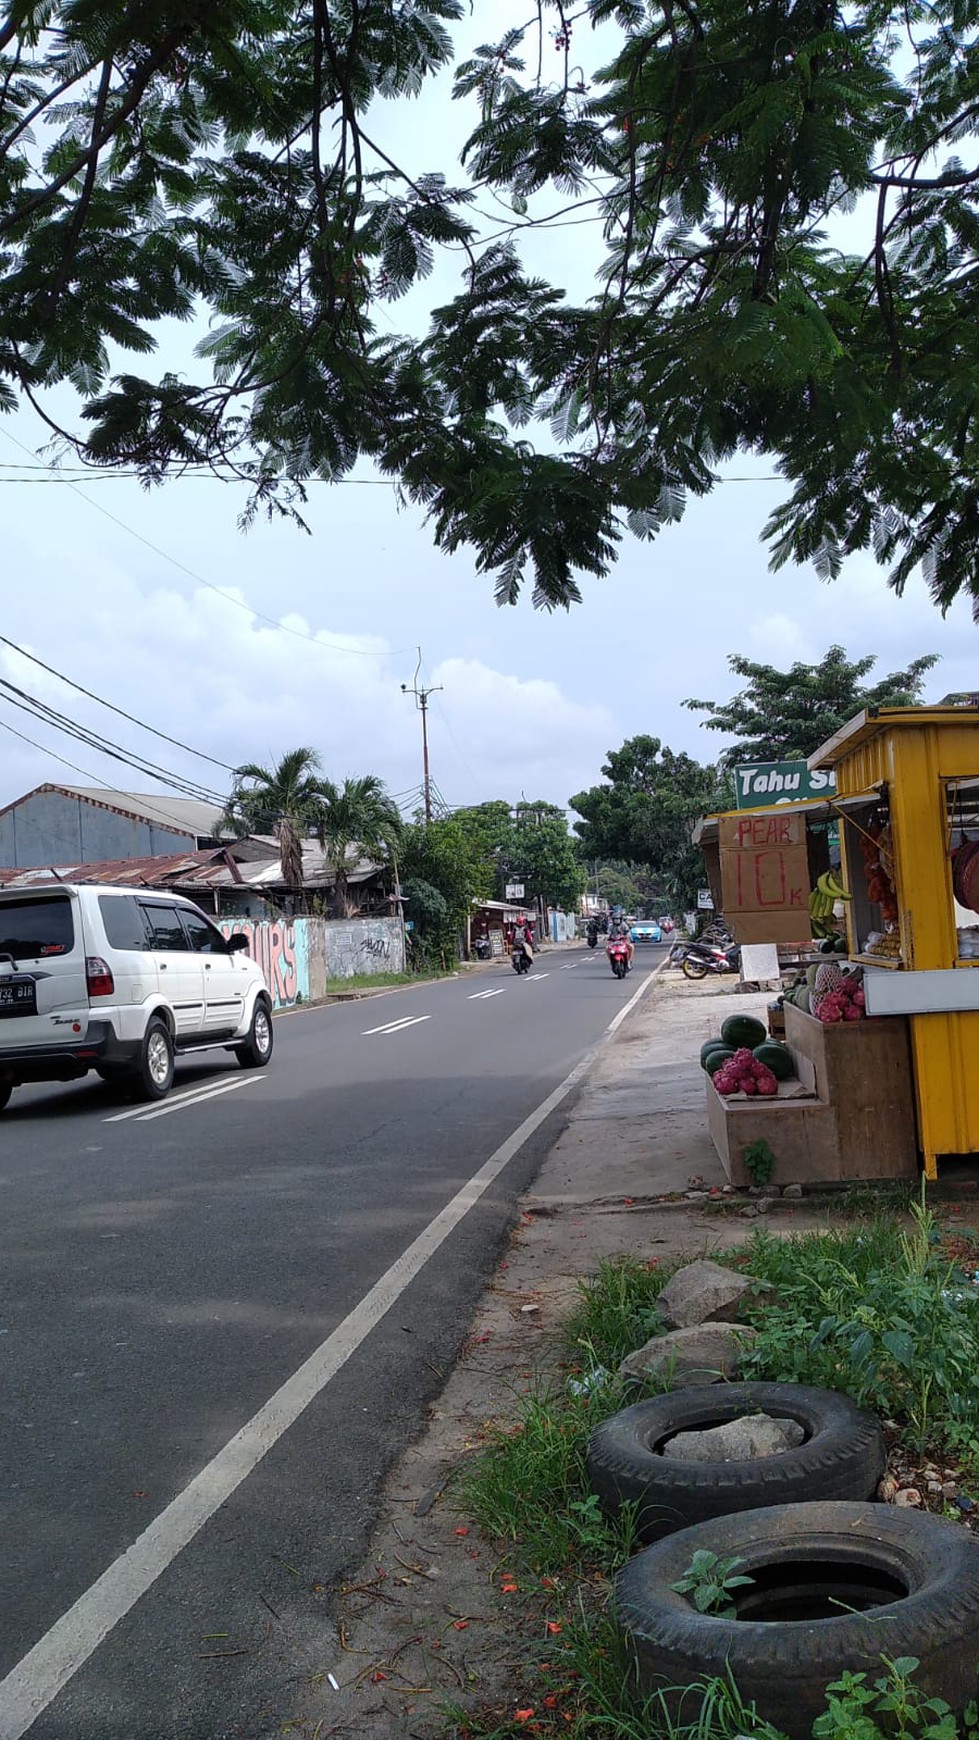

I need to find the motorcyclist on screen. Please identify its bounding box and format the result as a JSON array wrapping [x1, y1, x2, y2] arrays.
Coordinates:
[[513, 919, 535, 967], [606, 915, 634, 968]]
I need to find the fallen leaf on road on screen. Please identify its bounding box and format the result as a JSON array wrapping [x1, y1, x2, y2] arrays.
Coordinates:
[[454, 1526, 469, 1536]]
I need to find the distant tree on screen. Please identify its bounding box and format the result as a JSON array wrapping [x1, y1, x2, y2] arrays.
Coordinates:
[[317, 775, 402, 916], [570, 737, 729, 912], [509, 802, 585, 912], [685, 647, 940, 766], [400, 816, 495, 962], [588, 863, 662, 916], [401, 877, 451, 968], [222, 747, 326, 894]]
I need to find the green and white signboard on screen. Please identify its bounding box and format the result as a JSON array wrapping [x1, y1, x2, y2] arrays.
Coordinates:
[[734, 761, 837, 809]]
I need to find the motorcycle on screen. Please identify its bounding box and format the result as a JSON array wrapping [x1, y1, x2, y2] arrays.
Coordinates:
[[586, 922, 598, 949], [512, 944, 532, 975], [679, 937, 740, 980], [607, 935, 631, 979]]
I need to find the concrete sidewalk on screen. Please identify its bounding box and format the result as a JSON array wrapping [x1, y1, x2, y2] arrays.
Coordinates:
[[292, 966, 833, 1738]]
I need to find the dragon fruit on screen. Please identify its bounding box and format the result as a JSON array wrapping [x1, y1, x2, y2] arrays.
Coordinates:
[[713, 1047, 779, 1097]]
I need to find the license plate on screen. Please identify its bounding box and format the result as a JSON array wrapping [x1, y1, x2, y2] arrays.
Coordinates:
[[0, 978, 36, 1016]]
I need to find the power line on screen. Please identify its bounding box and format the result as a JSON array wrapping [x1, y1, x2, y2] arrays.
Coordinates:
[[0, 680, 227, 804], [0, 427, 411, 661], [0, 635, 236, 773]]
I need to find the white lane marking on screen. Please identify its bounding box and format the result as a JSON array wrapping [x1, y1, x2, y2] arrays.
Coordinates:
[[124, 1078, 265, 1124], [362, 1014, 431, 1036], [103, 1077, 242, 1124], [468, 989, 504, 1001], [526, 972, 549, 981], [0, 983, 653, 1739]]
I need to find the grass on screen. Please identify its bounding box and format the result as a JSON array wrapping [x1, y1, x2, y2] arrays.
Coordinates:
[[321, 968, 451, 994], [448, 1203, 979, 1738]]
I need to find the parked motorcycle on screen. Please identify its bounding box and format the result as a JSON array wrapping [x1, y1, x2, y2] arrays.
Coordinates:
[[679, 937, 740, 980], [607, 935, 631, 979], [512, 946, 532, 975]]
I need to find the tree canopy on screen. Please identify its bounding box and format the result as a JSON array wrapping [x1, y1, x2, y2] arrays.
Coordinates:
[[685, 645, 940, 765], [7, 1, 979, 612], [570, 735, 728, 909], [222, 745, 326, 889]]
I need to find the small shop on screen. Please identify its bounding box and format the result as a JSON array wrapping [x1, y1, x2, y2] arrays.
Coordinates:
[[470, 898, 539, 958], [693, 703, 979, 1185]]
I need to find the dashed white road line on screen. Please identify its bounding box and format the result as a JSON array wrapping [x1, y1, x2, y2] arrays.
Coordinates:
[[526, 972, 549, 981], [104, 1077, 263, 1124], [468, 988, 505, 1001], [362, 1014, 431, 1036]]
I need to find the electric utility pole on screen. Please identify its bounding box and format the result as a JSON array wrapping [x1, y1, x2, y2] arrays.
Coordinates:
[[401, 649, 442, 825]]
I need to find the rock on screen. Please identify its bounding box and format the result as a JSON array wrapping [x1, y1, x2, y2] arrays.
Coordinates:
[[685, 1190, 710, 1202], [755, 1198, 774, 1215], [782, 1183, 803, 1199], [878, 1476, 899, 1502], [927, 1480, 943, 1496], [667, 1414, 805, 1463], [741, 1205, 760, 1219], [943, 1482, 959, 1500], [655, 1259, 773, 1331], [894, 1487, 922, 1507], [747, 1185, 779, 1198], [618, 1322, 759, 1388]]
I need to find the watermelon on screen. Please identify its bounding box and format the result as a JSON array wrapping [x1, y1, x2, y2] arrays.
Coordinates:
[[752, 1041, 795, 1081], [704, 1046, 736, 1076], [720, 1013, 767, 1050], [700, 1038, 725, 1065]]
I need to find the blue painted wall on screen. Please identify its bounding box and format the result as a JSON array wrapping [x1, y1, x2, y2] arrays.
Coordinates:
[[0, 790, 193, 868]]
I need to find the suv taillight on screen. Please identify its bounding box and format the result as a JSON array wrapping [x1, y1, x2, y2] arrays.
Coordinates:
[[86, 956, 114, 997]]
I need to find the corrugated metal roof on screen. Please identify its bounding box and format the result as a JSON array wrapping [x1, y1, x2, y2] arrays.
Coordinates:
[[51, 785, 230, 837], [0, 848, 241, 890]]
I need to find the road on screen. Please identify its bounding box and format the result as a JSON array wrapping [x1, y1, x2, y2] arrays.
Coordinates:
[[0, 942, 664, 1739]]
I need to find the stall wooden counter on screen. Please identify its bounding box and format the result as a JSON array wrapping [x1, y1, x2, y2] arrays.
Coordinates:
[[707, 1001, 918, 1188]]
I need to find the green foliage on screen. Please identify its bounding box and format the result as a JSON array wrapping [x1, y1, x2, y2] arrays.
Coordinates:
[[743, 1140, 776, 1189], [10, 6, 979, 610], [565, 1253, 678, 1371], [458, 1378, 641, 1578], [222, 746, 326, 892], [400, 813, 495, 962], [812, 1659, 979, 1740], [686, 648, 941, 767], [671, 1550, 754, 1619], [316, 774, 402, 916], [739, 1204, 979, 1459], [452, 797, 585, 911], [570, 736, 730, 911]]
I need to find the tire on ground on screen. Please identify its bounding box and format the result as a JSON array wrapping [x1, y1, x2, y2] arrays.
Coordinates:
[[133, 1016, 174, 1102], [0, 1075, 12, 1111], [586, 1383, 885, 1542], [236, 998, 274, 1069], [615, 1500, 979, 1740]]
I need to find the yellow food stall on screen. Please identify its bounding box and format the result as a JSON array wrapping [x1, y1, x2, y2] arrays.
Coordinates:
[[809, 704, 979, 1179]]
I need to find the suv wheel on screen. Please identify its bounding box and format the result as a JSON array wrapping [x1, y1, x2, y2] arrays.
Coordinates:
[[135, 1018, 175, 1101], [0, 1075, 12, 1113], [236, 1000, 274, 1070]]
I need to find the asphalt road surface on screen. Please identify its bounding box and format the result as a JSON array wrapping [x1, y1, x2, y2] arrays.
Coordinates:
[[0, 942, 665, 1739]]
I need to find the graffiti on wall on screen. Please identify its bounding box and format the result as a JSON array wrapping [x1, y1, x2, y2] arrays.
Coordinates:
[[361, 933, 391, 961], [218, 917, 310, 1009]]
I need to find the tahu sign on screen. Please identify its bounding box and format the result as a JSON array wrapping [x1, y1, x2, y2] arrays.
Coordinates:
[[718, 811, 811, 945], [734, 761, 836, 808]]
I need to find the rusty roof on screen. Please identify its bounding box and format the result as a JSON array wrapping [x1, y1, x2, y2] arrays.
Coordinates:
[[0, 847, 242, 890]]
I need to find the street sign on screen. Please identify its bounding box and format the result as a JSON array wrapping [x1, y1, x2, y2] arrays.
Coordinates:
[[697, 889, 714, 910], [505, 883, 525, 900], [734, 760, 837, 808]]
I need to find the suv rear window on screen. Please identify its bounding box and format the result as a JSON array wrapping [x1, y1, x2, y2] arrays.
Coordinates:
[[98, 894, 148, 952], [0, 895, 75, 962]]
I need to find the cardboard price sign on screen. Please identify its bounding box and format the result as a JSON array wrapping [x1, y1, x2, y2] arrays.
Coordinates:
[[718, 811, 811, 945]]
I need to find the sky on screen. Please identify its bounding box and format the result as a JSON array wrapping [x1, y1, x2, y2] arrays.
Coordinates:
[[1, 5, 976, 826]]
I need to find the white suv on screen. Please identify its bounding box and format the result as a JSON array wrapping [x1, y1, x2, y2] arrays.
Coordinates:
[[0, 884, 273, 1112]]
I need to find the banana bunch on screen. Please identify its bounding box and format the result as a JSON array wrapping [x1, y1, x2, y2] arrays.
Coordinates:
[[808, 871, 850, 939]]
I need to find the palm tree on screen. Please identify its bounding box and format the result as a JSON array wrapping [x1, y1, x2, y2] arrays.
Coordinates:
[[222, 748, 326, 898], [318, 775, 403, 916]]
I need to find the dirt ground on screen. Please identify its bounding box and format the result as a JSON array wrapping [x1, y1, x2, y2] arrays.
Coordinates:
[[283, 967, 979, 1740]]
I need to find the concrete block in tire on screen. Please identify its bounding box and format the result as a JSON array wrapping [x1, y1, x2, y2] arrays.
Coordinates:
[[615, 1501, 979, 1740], [586, 1383, 885, 1542]]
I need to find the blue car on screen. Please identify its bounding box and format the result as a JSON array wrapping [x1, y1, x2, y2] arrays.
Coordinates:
[[630, 920, 662, 944]]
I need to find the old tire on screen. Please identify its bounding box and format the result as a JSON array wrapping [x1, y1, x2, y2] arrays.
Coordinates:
[[615, 1501, 979, 1739], [133, 1018, 174, 1102], [235, 998, 274, 1069], [587, 1383, 885, 1542], [0, 1075, 12, 1112]]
